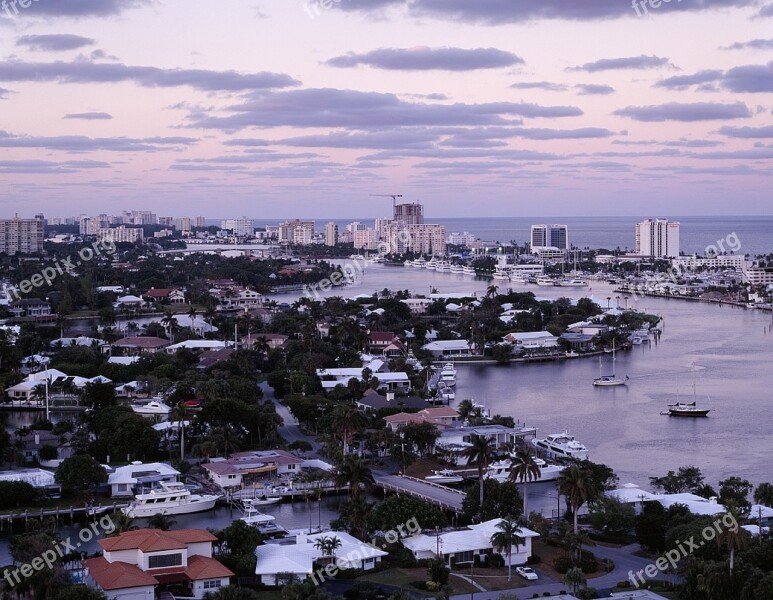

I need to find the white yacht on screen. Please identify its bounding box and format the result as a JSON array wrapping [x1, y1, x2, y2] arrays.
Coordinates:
[[449, 265, 464, 274], [560, 278, 588, 287], [413, 257, 427, 268], [592, 341, 628, 387], [435, 261, 451, 273], [439, 363, 457, 387], [246, 495, 282, 506], [122, 482, 220, 518], [241, 505, 285, 534], [462, 266, 476, 276], [425, 469, 464, 484], [486, 457, 563, 483], [510, 274, 527, 284], [437, 383, 455, 403], [536, 276, 555, 286], [131, 400, 172, 417], [492, 270, 510, 281], [531, 431, 589, 461]]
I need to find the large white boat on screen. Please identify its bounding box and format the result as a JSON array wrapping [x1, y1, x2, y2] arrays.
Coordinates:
[[241, 505, 285, 534], [425, 469, 464, 484], [592, 341, 628, 387], [413, 257, 427, 268], [131, 400, 172, 417], [122, 482, 220, 518], [531, 431, 589, 461], [246, 495, 282, 506], [536, 276, 555, 286], [559, 278, 588, 287], [510, 274, 527, 284], [449, 265, 464, 274], [439, 363, 457, 387], [435, 261, 451, 273], [462, 266, 476, 276], [486, 457, 563, 483], [437, 383, 455, 403], [492, 270, 510, 281]]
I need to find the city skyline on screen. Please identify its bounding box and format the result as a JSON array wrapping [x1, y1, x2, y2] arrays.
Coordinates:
[[1, 1, 772, 217]]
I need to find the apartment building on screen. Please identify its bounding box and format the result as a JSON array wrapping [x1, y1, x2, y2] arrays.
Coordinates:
[[0, 216, 44, 254]]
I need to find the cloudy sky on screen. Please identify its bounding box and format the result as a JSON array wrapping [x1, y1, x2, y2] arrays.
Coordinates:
[[1, 0, 772, 219]]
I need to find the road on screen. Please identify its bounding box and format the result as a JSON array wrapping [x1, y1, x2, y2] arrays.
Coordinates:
[[261, 381, 322, 453]]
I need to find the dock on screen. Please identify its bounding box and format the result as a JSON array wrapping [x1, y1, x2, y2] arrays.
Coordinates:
[[0, 503, 126, 529], [373, 473, 465, 514]]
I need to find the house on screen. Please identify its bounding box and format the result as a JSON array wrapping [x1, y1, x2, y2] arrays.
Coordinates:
[[242, 333, 288, 350], [210, 286, 262, 311], [4, 368, 69, 403], [609, 592, 671, 600], [0, 468, 56, 488], [254, 531, 387, 586], [502, 331, 558, 349], [560, 333, 595, 351], [165, 340, 229, 353], [401, 297, 433, 315], [144, 287, 186, 304], [367, 331, 399, 351], [18, 431, 64, 463], [114, 295, 146, 309], [566, 321, 609, 336], [107, 462, 181, 497], [607, 484, 726, 517], [382, 339, 406, 359], [355, 390, 428, 414], [112, 337, 171, 355], [84, 528, 233, 600], [422, 340, 475, 358], [383, 406, 460, 432], [201, 450, 331, 489], [316, 364, 410, 393], [8, 299, 52, 320], [197, 348, 234, 370], [606, 484, 661, 514], [402, 519, 539, 568], [436, 424, 537, 465]]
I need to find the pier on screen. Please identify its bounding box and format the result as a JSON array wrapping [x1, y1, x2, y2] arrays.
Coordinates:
[[373, 473, 465, 514], [0, 503, 126, 530]]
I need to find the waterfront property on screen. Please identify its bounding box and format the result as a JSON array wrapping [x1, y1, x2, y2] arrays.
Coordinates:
[[202, 450, 333, 489], [84, 528, 233, 600], [383, 406, 460, 432], [108, 462, 181, 498], [254, 531, 387, 586], [436, 424, 537, 465], [422, 339, 476, 358], [402, 519, 539, 567], [502, 331, 559, 350], [354, 390, 428, 413], [112, 336, 172, 356]]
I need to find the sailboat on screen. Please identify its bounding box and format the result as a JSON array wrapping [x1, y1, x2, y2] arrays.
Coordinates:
[[663, 364, 710, 416], [592, 340, 628, 387]]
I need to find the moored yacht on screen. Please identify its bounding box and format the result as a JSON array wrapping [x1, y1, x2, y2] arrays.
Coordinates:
[[665, 401, 711, 417], [413, 257, 427, 268], [531, 431, 589, 461], [439, 363, 457, 387], [462, 266, 476, 276], [487, 457, 563, 483], [492, 270, 510, 281], [131, 400, 172, 417], [425, 469, 464, 484], [560, 278, 588, 287], [536, 276, 555, 286], [449, 265, 464, 274], [122, 482, 220, 518]]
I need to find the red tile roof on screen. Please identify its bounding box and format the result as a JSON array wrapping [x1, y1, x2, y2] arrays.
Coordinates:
[[85, 557, 157, 591], [185, 555, 234, 581], [99, 529, 217, 553]]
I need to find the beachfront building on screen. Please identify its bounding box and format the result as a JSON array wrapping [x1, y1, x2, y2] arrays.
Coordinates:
[[635, 218, 680, 259], [84, 529, 233, 600], [402, 519, 539, 567], [254, 531, 387, 586]]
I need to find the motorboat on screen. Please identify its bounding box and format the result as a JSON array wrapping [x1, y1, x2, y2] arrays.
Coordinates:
[[664, 401, 711, 417], [484, 459, 514, 482], [564, 351, 580, 358], [449, 265, 464, 274], [122, 482, 220, 518], [536, 276, 555, 286], [182, 400, 202, 412], [462, 266, 476, 276], [435, 261, 451, 273], [492, 270, 510, 281], [592, 341, 628, 387], [439, 363, 457, 387], [560, 279, 588, 287], [245, 495, 282, 506], [413, 257, 427, 268], [470, 399, 490, 419], [403, 259, 415, 267], [496, 456, 563, 483], [425, 469, 464, 484], [531, 431, 589, 461], [241, 505, 285, 534], [131, 400, 172, 416], [437, 383, 455, 403], [510, 274, 527, 284]]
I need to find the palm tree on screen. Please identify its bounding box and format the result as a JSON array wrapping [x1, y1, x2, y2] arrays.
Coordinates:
[[717, 504, 750, 573], [147, 512, 177, 531], [187, 306, 198, 333], [313, 535, 342, 566], [462, 435, 496, 521], [558, 464, 594, 535], [490, 517, 524, 581], [107, 512, 137, 536], [564, 566, 586, 594], [160, 311, 180, 343], [170, 402, 188, 462], [509, 447, 541, 521], [334, 456, 374, 501], [485, 284, 498, 299], [330, 405, 366, 456], [192, 441, 218, 462]]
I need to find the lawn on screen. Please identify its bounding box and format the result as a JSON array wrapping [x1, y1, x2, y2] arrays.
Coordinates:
[[360, 566, 538, 595]]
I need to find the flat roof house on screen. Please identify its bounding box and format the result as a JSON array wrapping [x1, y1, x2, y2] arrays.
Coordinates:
[[108, 462, 181, 497], [84, 528, 233, 600], [112, 337, 171, 356], [201, 450, 324, 489], [422, 340, 476, 358]]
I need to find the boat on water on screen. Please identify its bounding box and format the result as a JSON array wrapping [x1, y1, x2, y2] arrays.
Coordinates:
[[413, 257, 427, 268], [592, 341, 628, 387], [492, 270, 510, 281], [131, 400, 173, 416], [560, 278, 588, 287], [246, 495, 282, 506], [487, 457, 563, 483], [435, 261, 451, 272], [241, 505, 285, 534], [437, 383, 455, 403], [449, 265, 464, 274], [122, 482, 220, 518], [439, 363, 457, 387], [564, 351, 580, 358], [532, 431, 589, 461], [425, 469, 464, 484], [536, 276, 555, 286], [462, 266, 476, 276], [664, 401, 711, 417], [510, 274, 527, 284]]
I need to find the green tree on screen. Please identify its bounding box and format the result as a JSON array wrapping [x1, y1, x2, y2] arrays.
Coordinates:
[[649, 465, 705, 494], [490, 517, 524, 581], [80, 382, 118, 411], [462, 435, 496, 521], [753, 482, 773, 507], [509, 447, 541, 521], [147, 512, 177, 531], [55, 455, 107, 491], [559, 464, 595, 535], [313, 535, 342, 564], [588, 496, 636, 538], [461, 479, 522, 523], [717, 504, 749, 574], [564, 566, 586, 594], [50, 586, 107, 600], [719, 477, 753, 512], [365, 494, 446, 535]]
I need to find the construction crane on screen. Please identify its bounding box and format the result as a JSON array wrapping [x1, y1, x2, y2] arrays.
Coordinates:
[[370, 194, 403, 209]]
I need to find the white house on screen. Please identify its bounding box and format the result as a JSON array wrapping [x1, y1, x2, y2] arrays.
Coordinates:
[[607, 484, 727, 516], [422, 340, 475, 358], [201, 450, 332, 489], [84, 529, 233, 600], [254, 531, 387, 586], [402, 519, 539, 567], [165, 340, 229, 353], [502, 331, 558, 349], [108, 462, 180, 497], [0, 468, 56, 488]]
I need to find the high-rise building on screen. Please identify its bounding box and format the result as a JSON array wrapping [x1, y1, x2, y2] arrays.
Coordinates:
[[0, 215, 44, 255], [221, 217, 254, 236], [531, 224, 568, 250], [353, 228, 377, 250], [382, 223, 446, 255], [125, 211, 157, 225], [98, 226, 144, 244], [278, 219, 315, 244], [394, 203, 424, 225], [635, 218, 680, 258], [158, 216, 175, 227], [324, 222, 338, 246], [175, 217, 192, 233], [194, 216, 207, 228]]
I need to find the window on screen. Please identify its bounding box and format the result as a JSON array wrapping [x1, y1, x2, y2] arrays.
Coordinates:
[[148, 553, 183, 569], [203, 580, 222, 589], [455, 551, 474, 564]]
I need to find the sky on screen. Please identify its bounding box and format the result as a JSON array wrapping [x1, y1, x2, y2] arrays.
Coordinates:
[[0, 0, 772, 220]]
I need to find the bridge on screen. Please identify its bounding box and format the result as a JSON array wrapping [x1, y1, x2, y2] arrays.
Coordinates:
[[373, 473, 466, 514]]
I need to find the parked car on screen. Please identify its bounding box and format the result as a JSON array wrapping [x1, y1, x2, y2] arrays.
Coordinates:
[[516, 566, 538, 581]]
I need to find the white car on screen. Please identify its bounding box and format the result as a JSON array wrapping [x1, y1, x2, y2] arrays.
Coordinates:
[[516, 566, 538, 581]]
